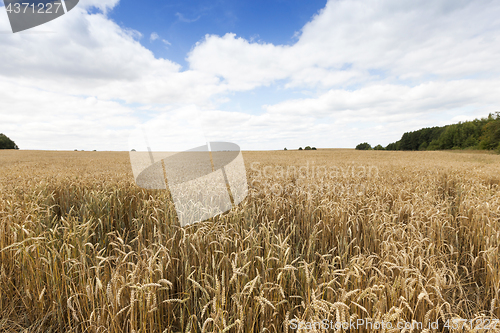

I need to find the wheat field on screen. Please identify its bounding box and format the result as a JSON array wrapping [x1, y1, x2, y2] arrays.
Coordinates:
[[0, 149, 499, 332]]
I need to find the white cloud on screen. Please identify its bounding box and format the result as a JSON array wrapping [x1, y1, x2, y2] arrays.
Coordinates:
[[0, 8, 178, 81], [188, 0, 500, 90], [0, 78, 137, 150], [0, 6, 226, 106], [266, 80, 500, 118], [150, 32, 159, 42]]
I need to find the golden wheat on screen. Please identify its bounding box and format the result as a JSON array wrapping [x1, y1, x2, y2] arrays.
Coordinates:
[[0, 149, 499, 332]]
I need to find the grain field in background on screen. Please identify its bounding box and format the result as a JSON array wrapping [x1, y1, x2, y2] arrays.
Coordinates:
[[0, 150, 499, 332]]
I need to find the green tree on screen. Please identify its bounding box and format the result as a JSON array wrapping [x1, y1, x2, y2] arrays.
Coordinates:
[[373, 144, 385, 150], [311, 147, 317, 150], [355, 142, 372, 150], [463, 136, 478, 149], [304, 146, 312, 150], [427, 140, 440, 150], [298, 147, 303, 150], [0, 134, 19, 149], [479, 118, 500, 150], [284, 148, 287, 151], [418, 142, 428, 150], [385, 141, 400, 150]]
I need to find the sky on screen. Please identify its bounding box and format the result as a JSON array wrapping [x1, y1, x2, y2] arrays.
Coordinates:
[[1, 0, 500, 151]]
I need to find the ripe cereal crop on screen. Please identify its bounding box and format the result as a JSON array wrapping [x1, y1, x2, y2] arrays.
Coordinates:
[[0, 149, 499, 332]]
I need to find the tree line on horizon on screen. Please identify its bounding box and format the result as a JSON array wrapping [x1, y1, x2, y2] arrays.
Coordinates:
[[284, 146, 317, 150], [356, 112, 500, 152]]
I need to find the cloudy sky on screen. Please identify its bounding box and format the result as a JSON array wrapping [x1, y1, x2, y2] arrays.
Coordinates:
[[1, 0, 500, 151]]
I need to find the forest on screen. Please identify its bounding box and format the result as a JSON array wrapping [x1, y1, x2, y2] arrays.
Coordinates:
[[358, 112, 500, 151]]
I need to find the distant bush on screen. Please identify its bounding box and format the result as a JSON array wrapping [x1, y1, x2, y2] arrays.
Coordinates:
[[304, 146, 312, 150], [355, 142, 372, 150], [298, 147, 303, 150], [312, 147, 317, 150], [0, 134, 19, 150], [284, 148, 287, 151], [373, 144, 385, 150]]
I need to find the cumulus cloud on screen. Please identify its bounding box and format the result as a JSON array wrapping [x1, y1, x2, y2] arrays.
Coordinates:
[[0, 6, 226, 105], [189, 0, 500, 90], [0, 8, 177, 81]]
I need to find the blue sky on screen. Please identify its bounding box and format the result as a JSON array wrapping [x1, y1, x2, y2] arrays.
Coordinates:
[[1, 0, 500, 151], [109, 0, 327, 67]]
